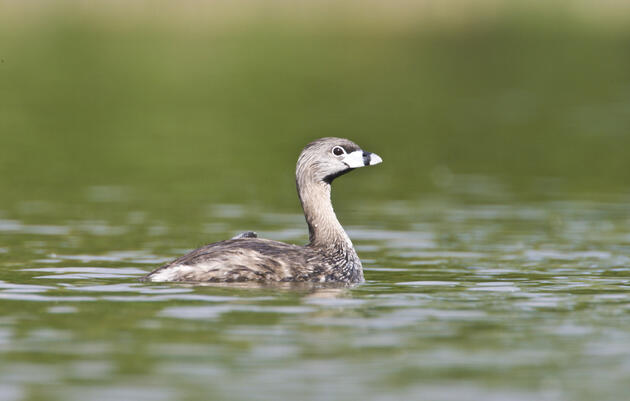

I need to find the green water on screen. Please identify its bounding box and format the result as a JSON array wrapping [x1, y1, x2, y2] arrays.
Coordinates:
[[1, 16, 630, 401]]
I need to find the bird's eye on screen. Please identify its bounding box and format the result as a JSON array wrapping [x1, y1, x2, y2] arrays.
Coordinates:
[[332, 146, 345, 156]]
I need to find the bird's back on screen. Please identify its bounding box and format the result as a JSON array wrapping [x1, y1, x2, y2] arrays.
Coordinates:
[[142, 238, 349, 282]]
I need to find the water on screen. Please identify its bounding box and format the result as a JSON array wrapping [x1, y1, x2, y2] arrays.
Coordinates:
[[1, 188, 630, 401], [2, 11, 630, 401]]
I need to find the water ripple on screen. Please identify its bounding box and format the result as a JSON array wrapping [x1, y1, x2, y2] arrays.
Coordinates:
[[2, 196, 630, 400]]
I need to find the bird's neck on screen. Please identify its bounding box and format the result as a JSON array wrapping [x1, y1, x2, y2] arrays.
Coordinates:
[[297, 178, 353, 250]]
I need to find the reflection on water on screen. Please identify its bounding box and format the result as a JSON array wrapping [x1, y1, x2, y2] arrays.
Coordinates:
[[1, 193, 630, 401]]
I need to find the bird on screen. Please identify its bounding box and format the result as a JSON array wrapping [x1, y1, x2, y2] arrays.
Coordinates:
[[141, 137, 382, 283]]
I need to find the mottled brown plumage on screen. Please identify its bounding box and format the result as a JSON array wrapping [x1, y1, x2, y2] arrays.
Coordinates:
[[141, 137, 382, 283]]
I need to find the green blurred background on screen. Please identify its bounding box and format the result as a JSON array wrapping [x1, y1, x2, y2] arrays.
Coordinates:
[[1, 1, 630, 216], [2, 4, 630, 400]]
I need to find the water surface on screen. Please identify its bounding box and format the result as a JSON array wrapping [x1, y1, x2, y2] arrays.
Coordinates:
[[1, 190, 630, 401], [2, 14, 630, 401]]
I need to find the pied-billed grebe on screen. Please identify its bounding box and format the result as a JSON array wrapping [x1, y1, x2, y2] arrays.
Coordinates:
[[141, 137, 382, 283]]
